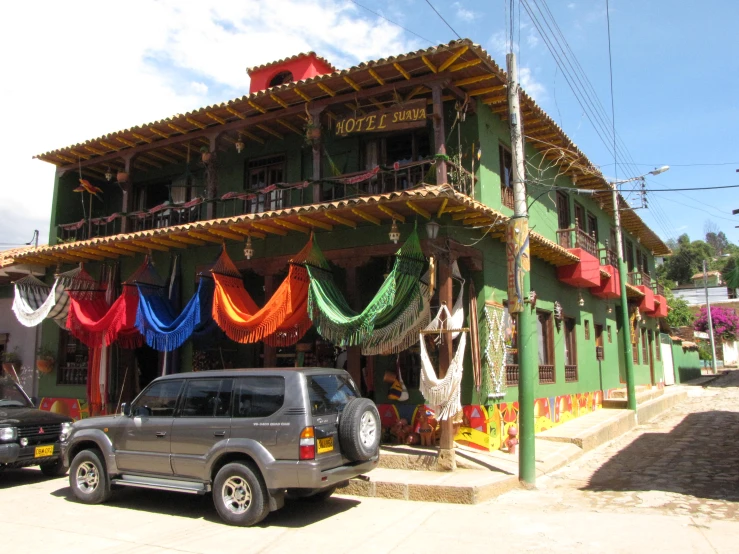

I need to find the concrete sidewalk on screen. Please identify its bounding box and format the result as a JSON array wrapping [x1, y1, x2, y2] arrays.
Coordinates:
[[342, 385, 689, 504]]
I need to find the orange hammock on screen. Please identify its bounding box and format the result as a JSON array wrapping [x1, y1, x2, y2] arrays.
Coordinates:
[[211, 238, 312, 347]]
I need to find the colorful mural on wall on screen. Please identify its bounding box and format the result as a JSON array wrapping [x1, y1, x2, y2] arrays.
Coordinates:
[[378, 390, 603, 452], [37, 397, 89, 421]]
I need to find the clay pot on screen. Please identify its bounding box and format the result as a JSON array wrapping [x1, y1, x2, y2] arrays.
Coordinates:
[[2, 362, 19, 375], [36, 357, 54, 374], [116, 171, 129, 183], [201, 152, 213, 163], [306, 126, 321, 140]]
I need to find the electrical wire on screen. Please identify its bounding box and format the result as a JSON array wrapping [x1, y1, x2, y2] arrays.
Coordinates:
[[424, 0, 462, 40], [348, 0, 435, 45]]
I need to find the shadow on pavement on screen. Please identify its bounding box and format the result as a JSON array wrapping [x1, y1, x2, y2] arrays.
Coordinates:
[[51, 484, 361, 527], [583, 410, 739, 502], [0, 467, 62, 489]]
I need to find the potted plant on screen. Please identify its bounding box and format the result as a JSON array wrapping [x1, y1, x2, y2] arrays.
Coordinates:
[[116, 170, 129, 183], [200, 146, 213, 164], [36, 346, 56, 374], [304, 120, 321, 145], [1, 347, 22, 374]]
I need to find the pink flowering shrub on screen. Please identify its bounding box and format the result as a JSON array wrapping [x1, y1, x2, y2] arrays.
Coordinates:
[[694, 306, 739, 340]]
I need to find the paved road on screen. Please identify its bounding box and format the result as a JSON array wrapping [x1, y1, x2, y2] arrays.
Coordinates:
[[2, 374, 739, 553]]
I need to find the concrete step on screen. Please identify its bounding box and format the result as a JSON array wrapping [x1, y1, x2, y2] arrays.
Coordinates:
[[378, 446, 497, 472], [602, 387, 664, 409], [340, 467, 518, 504], [536, 408, 637, 452]]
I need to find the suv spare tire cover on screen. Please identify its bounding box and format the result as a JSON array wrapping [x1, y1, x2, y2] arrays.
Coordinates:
[[338, 398, 381, 462]]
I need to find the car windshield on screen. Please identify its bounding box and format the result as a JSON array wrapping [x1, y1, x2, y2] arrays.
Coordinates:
[[0, 381, 32, 408], [307, 374, 358, 416]]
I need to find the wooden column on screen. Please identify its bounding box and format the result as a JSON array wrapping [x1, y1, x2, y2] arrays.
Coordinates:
[[344, 263, 363, 390], [431, 83, 448, 185], [310, 107, 324, 204], [119, 154, 135, 233], [205, 132, 219, 220], [437, 252, 456, 470], [263, 274, 277, 368]]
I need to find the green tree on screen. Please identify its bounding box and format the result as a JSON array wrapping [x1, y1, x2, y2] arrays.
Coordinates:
[[665, 290, 694, 328], [663, 239, 714, 285]]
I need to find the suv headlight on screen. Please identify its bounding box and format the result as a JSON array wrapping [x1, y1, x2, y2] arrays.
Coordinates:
[[60, 422, 73, 442], [0, 427, 17, 442]]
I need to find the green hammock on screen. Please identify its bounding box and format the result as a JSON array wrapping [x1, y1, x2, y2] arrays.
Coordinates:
[[306, 228, 427, 347]]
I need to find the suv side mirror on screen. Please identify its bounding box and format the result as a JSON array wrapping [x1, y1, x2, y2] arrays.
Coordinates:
[[133, 405, 151, 417], [121, 403, 131, 417]]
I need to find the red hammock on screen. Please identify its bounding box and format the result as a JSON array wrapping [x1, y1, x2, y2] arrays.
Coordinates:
[[211, 239, 312, 347], [66, 261, 161, 349]]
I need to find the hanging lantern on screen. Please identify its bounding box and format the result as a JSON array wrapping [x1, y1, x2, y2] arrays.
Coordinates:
[[235, 135, 245, 154], [243, 235, 254, 260], [389, 220, 400, 244], [426, 219, 440, 240], [578, 290, 585, 307], [104, 167, 113, 182]]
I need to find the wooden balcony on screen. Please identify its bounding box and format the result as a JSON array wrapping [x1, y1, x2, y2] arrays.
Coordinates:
[[501, 185, 515, 210], [654, 282, 665, 297], [538, 364, 555, 384], [556, 225, 598, 258], [564, 364, 578, 382], [506, 364, 519, 386], [55, 160, 466, 243], [600, 247, 618, 268], [628, 271, 652, 289]]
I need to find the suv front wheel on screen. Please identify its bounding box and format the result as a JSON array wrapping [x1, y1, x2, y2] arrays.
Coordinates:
[[213, 462, 269, 527], [69, 449, 111, 504]]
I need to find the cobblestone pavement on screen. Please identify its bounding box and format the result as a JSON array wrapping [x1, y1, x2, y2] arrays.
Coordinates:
[[498, 371, 739, 528]]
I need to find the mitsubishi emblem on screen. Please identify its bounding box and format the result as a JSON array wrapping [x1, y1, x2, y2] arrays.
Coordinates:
[[39, 427, 45, 434]]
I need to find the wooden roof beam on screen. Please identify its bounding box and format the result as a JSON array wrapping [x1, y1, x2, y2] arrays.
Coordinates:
[[298, 216, 332, 231], [323, 212, 357, 228], [227, 225, 267, 240], [437, 46, 469, 72], [376, 204, 406, 223], [393, 62, 411, 80], [188, 231, 223, 244], [132, 240, 168, 251], [208, 228, 246, 241], [251, 222, 288, 236], [273, 220, 309, 234], [167, 234, 206, 246]]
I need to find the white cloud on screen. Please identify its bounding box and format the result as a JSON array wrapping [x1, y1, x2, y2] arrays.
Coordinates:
[[0, 0, 419, 246], [452, 2, 477, 22], [568, 3, 576, 8], [519, 67, 547, 101]]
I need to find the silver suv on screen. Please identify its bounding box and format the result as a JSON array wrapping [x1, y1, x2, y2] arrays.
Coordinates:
[[61, 368, 380, 526]]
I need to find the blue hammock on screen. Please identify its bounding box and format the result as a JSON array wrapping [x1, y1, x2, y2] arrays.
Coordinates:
[[136, 278, 212, 351]]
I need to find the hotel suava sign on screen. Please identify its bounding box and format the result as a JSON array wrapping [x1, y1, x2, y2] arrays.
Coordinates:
[[335, 100, 428, 136]]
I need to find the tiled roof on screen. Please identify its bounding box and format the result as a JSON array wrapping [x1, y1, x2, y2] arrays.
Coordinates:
[[246, 51, 337, 74], [0, 246, 39, 268]]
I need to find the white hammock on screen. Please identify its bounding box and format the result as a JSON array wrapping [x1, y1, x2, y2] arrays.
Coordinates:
[[12, 277, 69, 328], [418, 285, 466, 420]]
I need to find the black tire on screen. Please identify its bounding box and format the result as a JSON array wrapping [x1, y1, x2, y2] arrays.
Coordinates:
[[40, 459, 67, 477], [69, 449, 111, 504], [286, 486, 336, 501], [213, 462, 269, 527], [339, 397, 381, 462]]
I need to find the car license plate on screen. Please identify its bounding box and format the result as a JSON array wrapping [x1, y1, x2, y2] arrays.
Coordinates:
[[34, 445, 54, 458], [317, 437, 334, 454]]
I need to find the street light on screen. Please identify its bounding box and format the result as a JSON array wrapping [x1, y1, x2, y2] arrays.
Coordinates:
[[610, 166, 669, 411]]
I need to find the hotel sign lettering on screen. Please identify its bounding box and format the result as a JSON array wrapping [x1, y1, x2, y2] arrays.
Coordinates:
[[335, 100, 428, 136]]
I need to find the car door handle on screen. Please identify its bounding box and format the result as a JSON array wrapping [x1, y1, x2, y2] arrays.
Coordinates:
[[213, 431, 226, 437], [155, 432, 167, 438]]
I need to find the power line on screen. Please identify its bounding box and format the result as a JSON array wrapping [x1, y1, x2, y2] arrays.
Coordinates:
[[602, 162, 739, 168], [423, 0, 462, 40], [349, 1, 435, 45]]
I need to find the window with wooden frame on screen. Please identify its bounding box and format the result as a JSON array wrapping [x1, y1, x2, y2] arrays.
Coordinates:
[[624, 238, 635, 271], [587, 213, 599, 242], [564, 317, 577, 382], [57, 329, 88, 386], [135, 179, 172, 212], [642, 250, 650, 275], [595, 323, 604, 361], [537, 310, 555, 383], [642, 328, 649, 363], [655, 332, 661, 361], [499, 144, 514, 209], [503, 302, 519, 385], [607, 325, 612, 343], [245, 154, 286, 213], [633, 341, 640, 364], [584, 319, 590, 340], [574, 202, 586, 231], [556, 191, 571, 231]]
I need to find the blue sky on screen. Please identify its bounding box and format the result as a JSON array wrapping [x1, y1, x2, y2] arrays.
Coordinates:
[[2, 0, 737, 249]]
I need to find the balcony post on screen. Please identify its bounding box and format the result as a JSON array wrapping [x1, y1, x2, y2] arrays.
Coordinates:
[[119, 153, 135, 234], [436, 250, 456, 470], [205, 132, 220, 220], [431, 82, 447, 185], [310, 106, 325, 204]]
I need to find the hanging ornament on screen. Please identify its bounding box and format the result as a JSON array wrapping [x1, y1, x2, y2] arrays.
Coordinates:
[[235, 135, 245, 154], [578, 290, 585, 307], [243, 235, 254, 260], [104, 167, 113, 182], [389, 220, 400, 244]]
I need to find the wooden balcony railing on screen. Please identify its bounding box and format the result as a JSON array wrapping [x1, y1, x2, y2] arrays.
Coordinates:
[[654, 282, 665, 297], [55, 159, 467, 243], [600, 247, 618, 267], [539, 365, 555, 384], [501, 185, 515, 209], [556, 224, 598, 258], [628, 271, 652, 289], [564, 365, 578, 382], [506, 364, 519, 386]]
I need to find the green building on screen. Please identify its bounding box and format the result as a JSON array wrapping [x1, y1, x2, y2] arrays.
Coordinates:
[[6, 39, 696, 450]]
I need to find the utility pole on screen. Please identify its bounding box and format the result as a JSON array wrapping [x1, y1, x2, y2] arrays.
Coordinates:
[[506, 51, 536, 486], [611, 186, 637, 410], [703, 260, 718, 374]]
